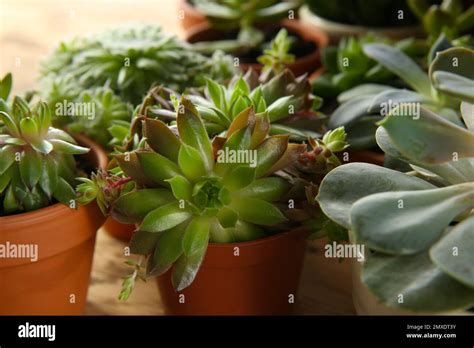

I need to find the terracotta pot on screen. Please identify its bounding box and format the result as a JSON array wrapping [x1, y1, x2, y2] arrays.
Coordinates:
[[185, 20, 329, 78], [179, 0, 207, 30], [102, 217, 135, 242], [299, 5, 423, 44], [0, 135, 107, 315], [157, 228, 308, 315]]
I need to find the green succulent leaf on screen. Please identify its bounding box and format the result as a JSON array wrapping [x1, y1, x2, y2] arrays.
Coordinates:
[[166, 175, 193, 201], [317, 163, 434, 229], [0, 145, 16, 175], [49, 139, 89, 154], [172, 237, 208, 291], [143, 118, 181, 162], [52, 177, 76, 206], [362, 250, 474, 312], [182, 216, 210, 258], [112, 188, 175, 224], [178, 143, 208, 182], [137, 151, 182, 185], [363, 44, 432, 97], [379, 107, 474, 164], [431, 71, 474, 103], [0, 73, 12, 100], [139, 202, 191, 233], [19, 148, 42, 189], [350, 183, 474, 254], [430, 215, 474, 288], [130, 230, 159, 255], [231, 197, 287, 225], [255, 135, 288, 177]]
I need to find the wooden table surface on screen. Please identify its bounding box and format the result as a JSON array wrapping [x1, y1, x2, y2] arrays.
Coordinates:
[[0, 0, 355, 315]]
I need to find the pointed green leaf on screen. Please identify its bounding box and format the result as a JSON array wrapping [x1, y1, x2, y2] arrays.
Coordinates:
[[53, 177, 76, 206], [223, 165, 255, 191], [172, 237, 208, 291], [139, 202, 191, 233], [19, 148, 42, 189], [231, 197, 287, 225], [178, 143, 208, 182], [166, 175, 192, 201], [137, 151, 181, 185], [0, 145, 16, 174], [237, 177, 290, 202], [129, 229, 159, 255], [143, 118, 180, 162], [182, 216, 210, 257], [49, 139, 89, 154], [255, 135, 288, 177], [0, 73, 12, 100]]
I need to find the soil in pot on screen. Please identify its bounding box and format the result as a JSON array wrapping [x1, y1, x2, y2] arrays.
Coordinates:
[[186, 20, 328, 78], [0, 135, 107, 315], [156, 228, 308, 315]]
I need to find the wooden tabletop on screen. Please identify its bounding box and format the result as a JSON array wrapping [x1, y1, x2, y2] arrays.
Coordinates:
[[0, 0, 355, 315]]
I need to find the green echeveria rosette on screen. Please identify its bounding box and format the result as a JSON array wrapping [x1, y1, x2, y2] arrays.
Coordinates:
[[0, 86, 89, 215], [110, 97, 306, 291], [40, 24, 236, 105]]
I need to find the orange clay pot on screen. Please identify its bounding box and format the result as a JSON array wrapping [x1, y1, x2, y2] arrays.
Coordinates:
[[156, 228, 308, 315], [0, 135, 107, 315], [102, 217, 135, 242], [179, 0, 207, 30], [185, 20, 329, 78]]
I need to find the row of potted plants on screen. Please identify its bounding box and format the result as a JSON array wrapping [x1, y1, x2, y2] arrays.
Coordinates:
[[0, 0, 473, 315]]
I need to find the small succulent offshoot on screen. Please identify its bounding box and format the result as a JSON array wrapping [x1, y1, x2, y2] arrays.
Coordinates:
[[0, 73, 89, 215], [257, 28, 296, 77]]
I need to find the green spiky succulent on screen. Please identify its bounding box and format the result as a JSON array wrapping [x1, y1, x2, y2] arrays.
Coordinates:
[[257, 28, 296, 75], [142, 69, 325, 142], [40, 24, 236, 105], [192, 0, 301, 56], [109, 96, 310, 293], [0, 74, 89, 215], [317, 47, 474, 313]]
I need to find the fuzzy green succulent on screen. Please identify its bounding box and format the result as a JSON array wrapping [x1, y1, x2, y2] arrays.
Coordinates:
[[313, 34, 428, 98], [317, 47, 474, 313], [0, 74, 89, 215], [192, 0, 301, 56], [40, 24, 236, 105], [111, 97, 308, 292], [329, 35, 470, 151], [143, 69, 325, 142]]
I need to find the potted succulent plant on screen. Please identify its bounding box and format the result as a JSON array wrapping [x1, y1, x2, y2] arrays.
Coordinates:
[[317, 47, 474, 314], [328, 34, 469, 165], [0, 74, 107, 315], [79, 90, 349, 314], [300, 0, 422, 42], [185, 0, 328, 77]]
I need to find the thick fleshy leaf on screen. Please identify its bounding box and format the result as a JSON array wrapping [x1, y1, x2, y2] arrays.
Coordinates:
[[317, 163, 434, 229], [216, 206, 238, 228], [0, 166, 12, 194], [178, 143, 208, 182], [0, 111, 20, 137], [206, 78, 226, 111], [267, 143, 306, 174], [53, 177, 76, 206], [209, 218, 235, 243], [49, 139, 89, 154], [429, 46, 474, 80], [115, 152, 156, 187], [223, 165, 255, 191], [226, 107, 253, 138], [172, 236, 208, 291], [337, 84, 395, 103], [19, 148, 42, 189], [255, 135, 288, 178], [40, 156, 58, 197], [350, 183, 474, 254], [230, 197, 287, 225], [363, 43, 431, 97], [139, 202, 191, 233], [228, 220, 265, 242], [30, 139, 53, 154], [430, 215, 474, 288], [461, 102, 474, 130], [182, 216, 210, 257], [166, 175, 192, 201], [362, 251, 474, 312], [328, 96, 373, 129], [236, 177, 290, 202], [0, 73, 12, 100], [431, 71, 474, 103], [19, 117, 39, 143], [367, 89, 430, 114], [379, 107, 474, 164], [177, 98, 213, 171], [143, 118, 180, 161], [0, 145, 16, 174], [129, 230, 159, 255], [112, 188, 175, 224], [148, 222, 187, 276], [137, 151, 181, 185], [250, 113, 270, 148], [267, 96, 294, 122]]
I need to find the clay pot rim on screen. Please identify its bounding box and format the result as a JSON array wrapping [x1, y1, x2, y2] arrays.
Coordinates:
[[0, 133, 108, 226], [184, 19, 329, 77]]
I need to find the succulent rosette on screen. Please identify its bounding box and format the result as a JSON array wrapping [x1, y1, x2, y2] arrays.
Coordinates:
[[107, 97, 307, 291], [0, 74, 89, 215]]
